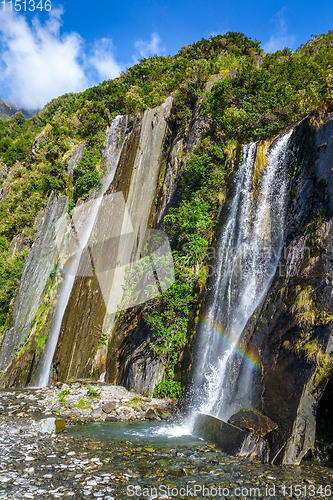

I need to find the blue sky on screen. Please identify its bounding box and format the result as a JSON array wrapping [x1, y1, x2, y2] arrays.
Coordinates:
[[0, 0, 331, 109]]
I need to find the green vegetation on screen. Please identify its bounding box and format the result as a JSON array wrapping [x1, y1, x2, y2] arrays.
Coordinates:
[[153, 380, 183, 399], [292, 286, 317, 325], [58, 387, 70, 407], [73, 147, 102, 203], [0, 30, 332, 387], [75, 398, 91, 410], [86, 384, 102, 399], [97, 333, 109, 347]]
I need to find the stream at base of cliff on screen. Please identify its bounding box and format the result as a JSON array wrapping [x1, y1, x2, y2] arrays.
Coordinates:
[[0, 387, 332, 500]]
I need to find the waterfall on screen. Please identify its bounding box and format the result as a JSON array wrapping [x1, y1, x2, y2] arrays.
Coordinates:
[[191, 129, 293, 422], [34, 115, 128, 387]]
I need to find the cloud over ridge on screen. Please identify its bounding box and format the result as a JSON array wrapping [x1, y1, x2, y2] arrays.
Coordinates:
[[0, 8, 122, 109]]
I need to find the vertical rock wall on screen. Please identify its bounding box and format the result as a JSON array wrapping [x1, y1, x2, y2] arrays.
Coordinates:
[[52, 97, 174, 384], [243, 113, 333, 464], [0, 193, 69, 372]]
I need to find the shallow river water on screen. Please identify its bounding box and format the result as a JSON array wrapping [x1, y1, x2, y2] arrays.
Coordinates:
[[0, 389, 332, 500]]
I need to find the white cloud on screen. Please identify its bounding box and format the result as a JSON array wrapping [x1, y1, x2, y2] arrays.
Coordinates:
[[134, 32, 165, 61], [88, 38, 122, 82], [0, 8, 122, 110], [263, 9, 296, 53]]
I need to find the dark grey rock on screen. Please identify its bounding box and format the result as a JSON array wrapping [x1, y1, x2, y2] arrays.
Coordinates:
[[0, 192, 69, 371], [193, 413, 268, 462], [144, 409, 160, 420], [0, 98, 33, 119], [228, 408, 278, 437], [65, 142, 85, 176], [101, 401, 117, 414]]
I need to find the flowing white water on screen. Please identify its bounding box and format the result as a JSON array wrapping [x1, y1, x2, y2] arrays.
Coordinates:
[[34, 115, 128, 387], [188, 130, 293, 426]]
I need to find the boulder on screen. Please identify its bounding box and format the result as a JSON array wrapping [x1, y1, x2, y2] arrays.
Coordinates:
[[228, 408, 278, 437], [101, 401, 117, 414], [193, 413, 268, 462], [156, 409, 171, 419], [144, 408, 160, 420], [39, 418, 66, 434]]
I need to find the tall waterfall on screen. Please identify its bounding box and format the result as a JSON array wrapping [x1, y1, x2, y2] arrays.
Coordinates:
[[34, 115, 128, 387], [191, 130, 293, 422]]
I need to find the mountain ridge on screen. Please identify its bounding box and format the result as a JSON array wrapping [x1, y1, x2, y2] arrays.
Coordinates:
[[0, 98, 35, 121]]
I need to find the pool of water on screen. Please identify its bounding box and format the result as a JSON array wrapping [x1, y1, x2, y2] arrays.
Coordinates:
[[69, 419, 203, 447]]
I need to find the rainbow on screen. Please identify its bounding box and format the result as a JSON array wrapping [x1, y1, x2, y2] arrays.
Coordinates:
[[199, 316, 261, 372]]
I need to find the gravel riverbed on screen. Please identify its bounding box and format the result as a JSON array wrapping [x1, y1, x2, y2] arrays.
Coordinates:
[[0, 384, 332, 499]]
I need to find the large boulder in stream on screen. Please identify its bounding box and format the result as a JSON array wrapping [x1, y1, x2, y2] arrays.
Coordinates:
[[228, 408, 278, 437], [193, 413, 269, 462]]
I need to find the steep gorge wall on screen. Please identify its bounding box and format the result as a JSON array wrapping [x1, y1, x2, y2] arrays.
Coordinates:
[[242, 112, 333, 464], [52, 96, 174, 385], [0, 193, 69, 373]]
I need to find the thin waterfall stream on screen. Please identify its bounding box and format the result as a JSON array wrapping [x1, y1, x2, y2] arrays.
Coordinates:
[[34, 115, 128, 387]]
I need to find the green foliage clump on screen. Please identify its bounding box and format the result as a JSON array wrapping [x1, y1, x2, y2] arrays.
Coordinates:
[[153, 379, 182, 399], [86, 384, 102, 399], [204, 32, 333, 143], [73, 147, 102, 202], [319, 311, 333, 324], [75, 398, 91, 409]]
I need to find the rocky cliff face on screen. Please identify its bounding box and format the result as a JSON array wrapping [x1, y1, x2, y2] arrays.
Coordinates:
[[0, 94, 332, 466], [0, 193, 69, 374], [242, 112, 333, 464]]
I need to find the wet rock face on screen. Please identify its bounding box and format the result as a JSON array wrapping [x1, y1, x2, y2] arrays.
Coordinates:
[[101, 401, 117, 414], [193, 413, 269, 462], [244, 113, 333, 465], [0, 193, 69, 371], [52, 97, 173, 385], [228, 409, 278, 438]]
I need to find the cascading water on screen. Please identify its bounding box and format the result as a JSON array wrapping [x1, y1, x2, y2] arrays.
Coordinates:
[[134, 129, 293, 442], [190, 129, 293, 423], [34, 115, 128, 387]]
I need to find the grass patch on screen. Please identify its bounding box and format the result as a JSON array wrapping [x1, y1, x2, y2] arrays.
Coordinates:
[[292, 286, 317, 325]]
